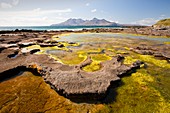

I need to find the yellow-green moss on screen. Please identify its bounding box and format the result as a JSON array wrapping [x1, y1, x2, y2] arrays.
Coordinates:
[[124, 47, 131, 50], [59, 42, 80, 47], [105, 48, 117, 57], [139, 55, 170, 68], [131, 71, 154, 85], [98, 69, 170, 113], [91, 54, 112, 62], [56, 52, 87, 65], [82, 61, 101, 72], [116, 50, 128, 54], [164, 42, 170, 44], [82, 54, 111, 72], [87, 48, 102, 54], [124, 56, 138, 65]]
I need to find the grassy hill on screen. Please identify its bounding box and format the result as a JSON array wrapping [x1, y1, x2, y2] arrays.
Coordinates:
[[154, 18, 170, 26]]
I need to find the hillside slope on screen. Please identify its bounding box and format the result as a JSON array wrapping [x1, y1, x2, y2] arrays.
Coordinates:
[[153, 18, 170, 28]]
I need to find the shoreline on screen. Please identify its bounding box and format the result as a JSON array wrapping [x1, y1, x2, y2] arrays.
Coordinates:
[[0, 27, 169, 37]]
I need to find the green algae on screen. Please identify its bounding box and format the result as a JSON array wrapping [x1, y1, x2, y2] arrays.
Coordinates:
[[60, 54, 86, 65], [139, 55, 170, 68], [50, 52, 87, 65], [124, 56, 138, 65], [97, 69, 170, 113], [96, 52, 170, 112], [124, 47, 131, 51], [91, 54, 112, 62], [115, 50, 129, 54], [164, 42, 170, 44], [146, 65, 170, 101], [82, 54, 112, 72], [75, 49, 112, 72], [83, 61, 101, 72]]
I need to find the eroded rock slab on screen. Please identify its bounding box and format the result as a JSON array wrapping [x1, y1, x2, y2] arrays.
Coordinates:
[[132, 44, 170, 60], [0, 48, 143, 101]]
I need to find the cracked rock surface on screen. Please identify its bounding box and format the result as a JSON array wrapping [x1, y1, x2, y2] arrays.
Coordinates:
[[0, 47, 143, 101]]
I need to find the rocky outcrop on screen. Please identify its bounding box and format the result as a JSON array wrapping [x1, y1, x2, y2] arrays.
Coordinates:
[[132, 44, 170, 61], [44, 56, 143, 101], [0, 47, 143, 101]]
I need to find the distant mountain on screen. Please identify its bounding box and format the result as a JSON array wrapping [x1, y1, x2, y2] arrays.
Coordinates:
[[51, 18, 119, 26]]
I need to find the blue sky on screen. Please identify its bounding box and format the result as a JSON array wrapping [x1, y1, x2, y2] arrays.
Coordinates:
[[0, 0, 170, 26]]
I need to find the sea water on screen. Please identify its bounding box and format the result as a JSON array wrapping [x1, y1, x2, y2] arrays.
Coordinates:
[[0, 26, 121, 31]]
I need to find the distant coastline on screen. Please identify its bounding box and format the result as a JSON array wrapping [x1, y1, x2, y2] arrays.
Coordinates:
[[0, 26, 122, 31]]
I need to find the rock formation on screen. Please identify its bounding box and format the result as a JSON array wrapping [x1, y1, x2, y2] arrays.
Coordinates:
[[0, 43, 143, 102]]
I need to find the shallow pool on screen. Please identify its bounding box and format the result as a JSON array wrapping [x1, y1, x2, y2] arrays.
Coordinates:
[[58, 33, 170, 43]]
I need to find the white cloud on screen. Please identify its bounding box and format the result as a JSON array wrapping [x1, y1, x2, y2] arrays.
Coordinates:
[[132, 18, 158, 26], [91, 9, 97, 13], [131, 15, 169, 26], [0, 8, 72, 26], [0, 0, 20, 9], [12, 0, 19, 5], [86, 3, 89, 6], [0, 2, 12, 8], [159, 14, 166, 20]]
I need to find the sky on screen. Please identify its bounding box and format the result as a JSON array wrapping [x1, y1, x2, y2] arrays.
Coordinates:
[[0, 0, 170, 26]]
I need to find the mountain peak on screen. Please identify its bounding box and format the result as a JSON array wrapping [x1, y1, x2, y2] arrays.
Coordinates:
[[92, 18, 98, 20], [51, 18, 119, 26]]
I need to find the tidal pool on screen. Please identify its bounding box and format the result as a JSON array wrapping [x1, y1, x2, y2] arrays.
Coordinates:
[[57, 33, 170, 43]]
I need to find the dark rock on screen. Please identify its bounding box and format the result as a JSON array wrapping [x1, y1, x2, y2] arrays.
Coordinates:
[[21, 48, 40, 54], [0, 47, 6, 53], [15, 29, 19, 32], [39, 43, 57, 47], [68, 42, 76, 45], [117, 55, 125, 62], [132, 60, 144, 68], [30, 49, 40, 54], [7, 40, 21, 44], [7, 51, 19, 58], [57, 44, 65, 48], [0, 38, 5, 42]]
